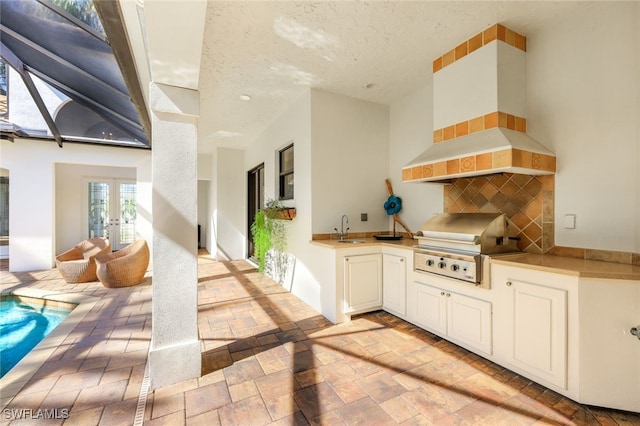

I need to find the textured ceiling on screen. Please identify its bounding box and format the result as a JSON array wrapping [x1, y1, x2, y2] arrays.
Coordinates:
[[197, 1, 587, 153]]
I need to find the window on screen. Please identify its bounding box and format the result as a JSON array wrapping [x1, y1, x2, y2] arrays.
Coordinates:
[[279, 144, 294, 200]]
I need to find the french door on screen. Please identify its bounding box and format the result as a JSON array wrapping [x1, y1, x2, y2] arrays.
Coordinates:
[[87, 179, 137, 251], [247, 164, 264, 259]]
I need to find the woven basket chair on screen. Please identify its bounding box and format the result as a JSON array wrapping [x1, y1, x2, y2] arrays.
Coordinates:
[[95, 239, 150, 288], [55, 237, 111, 283]]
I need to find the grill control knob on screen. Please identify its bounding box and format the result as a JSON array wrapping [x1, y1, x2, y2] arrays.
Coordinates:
[[438, 262, 447, 269], [450, 264, 459, 272]]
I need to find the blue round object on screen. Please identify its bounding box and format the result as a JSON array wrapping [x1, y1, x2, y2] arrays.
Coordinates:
[[384, 195, 402, 215]]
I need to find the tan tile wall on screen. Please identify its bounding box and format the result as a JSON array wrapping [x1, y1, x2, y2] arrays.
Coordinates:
[[444, 173, 554, 254], [443, 174, 640, 264], [433, 24, 526, 73], [547, 246, 640, 266]]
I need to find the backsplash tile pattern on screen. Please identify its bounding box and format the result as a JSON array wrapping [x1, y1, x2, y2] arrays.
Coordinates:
[[443, 174, 640, 264], [444, 173, 554, 254], [433, 24, 526, 74]]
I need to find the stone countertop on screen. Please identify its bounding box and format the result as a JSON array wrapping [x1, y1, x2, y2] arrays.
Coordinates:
[[309, 237, 417, 249], [490, 252, 640, 281], [310, 238, 640, 281]]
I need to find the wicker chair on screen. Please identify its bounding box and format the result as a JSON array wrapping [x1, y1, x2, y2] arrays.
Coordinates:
[[95, 239, 150, 288], [55, 237, 111, 283]]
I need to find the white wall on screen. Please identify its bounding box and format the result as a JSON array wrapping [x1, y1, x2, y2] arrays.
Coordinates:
[[526, 2, 640, 252], [387, 3, 640, 254], [0, 138, 151, 271], [241, 90, 338, 321], [236, 89, 400, 322], [243, 91, 324, 310], [215, 148, 245, 260], [389, 84, 444, 232], [637, 4, 640, 254], [310, 89, 390, 235]]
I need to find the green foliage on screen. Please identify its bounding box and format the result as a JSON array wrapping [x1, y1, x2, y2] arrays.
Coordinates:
[[51, 0, 104, 33], [250, 199, 288, 272], [251, 210, 270, 272]]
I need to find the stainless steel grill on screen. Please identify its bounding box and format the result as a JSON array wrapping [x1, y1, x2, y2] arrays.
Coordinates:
[[414, 213, 518, 288]]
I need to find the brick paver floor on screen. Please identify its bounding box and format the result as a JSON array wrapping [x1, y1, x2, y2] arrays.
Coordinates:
[[1, 254, 639, 425]]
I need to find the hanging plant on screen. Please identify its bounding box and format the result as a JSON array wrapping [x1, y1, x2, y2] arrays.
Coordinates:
[[250, 199, 288, 272]]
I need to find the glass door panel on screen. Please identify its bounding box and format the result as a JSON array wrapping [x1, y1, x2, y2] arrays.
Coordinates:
[[88, 182, 110, 239], [118, 183, 137, 246]]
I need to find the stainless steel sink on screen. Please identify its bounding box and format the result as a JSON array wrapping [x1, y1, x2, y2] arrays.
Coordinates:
[[337, 239, 365, 244]]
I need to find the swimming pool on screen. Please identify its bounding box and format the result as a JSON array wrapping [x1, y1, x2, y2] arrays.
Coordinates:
[[0, 295, 76, 378]]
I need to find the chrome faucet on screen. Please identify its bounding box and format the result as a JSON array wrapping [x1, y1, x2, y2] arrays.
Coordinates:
[[334, 215, 350, 241]]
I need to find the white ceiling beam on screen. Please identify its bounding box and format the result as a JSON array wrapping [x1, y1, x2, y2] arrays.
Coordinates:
[[142, 0, 207, 91]]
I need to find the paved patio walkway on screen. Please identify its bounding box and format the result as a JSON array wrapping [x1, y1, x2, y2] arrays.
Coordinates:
[[1, 253, 639, 425]]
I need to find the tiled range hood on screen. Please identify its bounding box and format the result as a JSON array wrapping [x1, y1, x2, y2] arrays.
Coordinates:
[[403, 24, 556, 183]]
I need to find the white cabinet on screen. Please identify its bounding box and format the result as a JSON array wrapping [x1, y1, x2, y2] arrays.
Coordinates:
[[492, 265, 572, 390], [410, 281, 447, 334], [382, 253, 406, 316], [408, 279, 492, 355], [343, 253, 382, 314], [578, 278, 640, 412], [447, 291, 492, 355]]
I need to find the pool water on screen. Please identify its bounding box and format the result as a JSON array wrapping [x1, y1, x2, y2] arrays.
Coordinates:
[[0, 296, 74, 378]]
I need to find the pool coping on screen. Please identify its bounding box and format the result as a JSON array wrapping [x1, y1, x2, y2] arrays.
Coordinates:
[[0, 287, 99, 410]]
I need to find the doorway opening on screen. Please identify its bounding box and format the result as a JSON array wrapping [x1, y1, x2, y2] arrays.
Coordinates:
[[247, 163, 264, 261], [0, 168, 9, 263]]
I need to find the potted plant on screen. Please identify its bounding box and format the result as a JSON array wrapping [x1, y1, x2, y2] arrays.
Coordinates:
[[250, 199, 289, 272]]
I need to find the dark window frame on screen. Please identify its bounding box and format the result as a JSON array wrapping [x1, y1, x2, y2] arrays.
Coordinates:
[[247, 163, 265, 259], [278, 143, 294, 200]]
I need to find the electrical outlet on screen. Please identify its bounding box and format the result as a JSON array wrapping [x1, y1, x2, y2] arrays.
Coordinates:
[[564, 214, 576, 229], [361, 213, 368, 222]]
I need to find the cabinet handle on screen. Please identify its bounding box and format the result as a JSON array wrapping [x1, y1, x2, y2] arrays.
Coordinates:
[[506, 281, 512, 287], [631, 327, 640, 340], [400, 259, 404, 262], [440, 291, 445, 296], [446, 293, 451, 297]]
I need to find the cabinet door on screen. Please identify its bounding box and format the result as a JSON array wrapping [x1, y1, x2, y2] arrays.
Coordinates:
[[511, 279, 567, 389], [411, 281, 447, 335], [383, 254, 406, 315], [344, 254, 382, 313], [447, 293, 492, 355], [579, 278, 640, 411]]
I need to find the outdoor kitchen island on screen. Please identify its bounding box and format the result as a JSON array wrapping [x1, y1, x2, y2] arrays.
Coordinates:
[[311, 238, 640, 413]]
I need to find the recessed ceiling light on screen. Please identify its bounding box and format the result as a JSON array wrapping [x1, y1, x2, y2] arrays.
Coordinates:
[[239, 94, 252, 101]]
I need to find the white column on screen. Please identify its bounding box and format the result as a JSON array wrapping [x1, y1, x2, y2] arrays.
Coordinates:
[[135, 155, 153, 251], [148, 82, 201, 389]]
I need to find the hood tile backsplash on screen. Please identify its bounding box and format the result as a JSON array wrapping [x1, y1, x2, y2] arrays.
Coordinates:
[[444, 173, 554, 254], [444, 174, 640, 264]]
